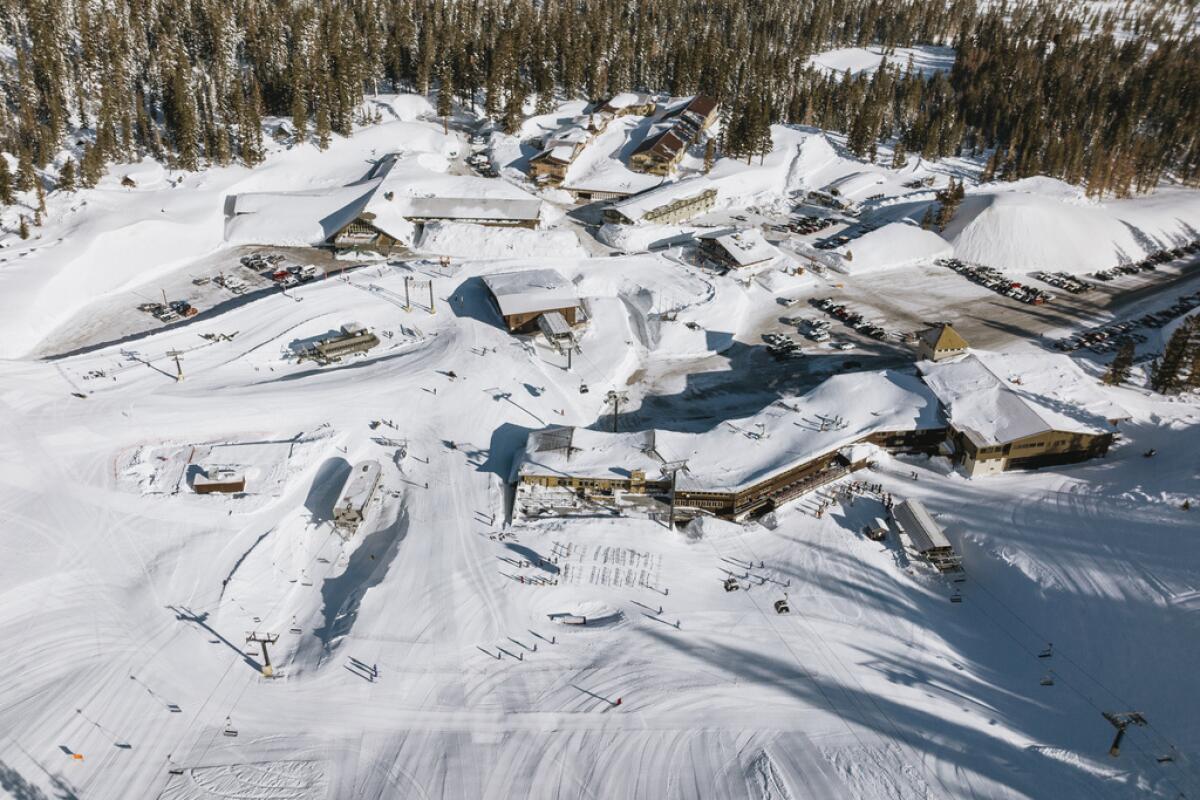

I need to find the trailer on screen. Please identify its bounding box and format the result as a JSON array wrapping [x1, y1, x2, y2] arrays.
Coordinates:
[[333, 460, 381, 532], [892, 498, 961, 571]]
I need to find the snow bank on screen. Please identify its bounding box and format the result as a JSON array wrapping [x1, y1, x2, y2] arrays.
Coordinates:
[[834, 222, 952, 274], [943, 179, 1200, 274], [416, 222, 587, 259]]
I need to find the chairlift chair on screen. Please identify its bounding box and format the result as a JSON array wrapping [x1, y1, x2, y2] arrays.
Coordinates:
[[773, 598, 790, 615]]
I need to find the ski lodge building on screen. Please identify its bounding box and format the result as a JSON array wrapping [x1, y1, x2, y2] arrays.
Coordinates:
[[529, 113, 613, 186], [482, 268, 583, 334], [599, 92, 657, 117], [918, 352, 1130, 476], [603, 178, 717, 225], [225, 152, 543, 254], [514, 371, 946, 520], [629, 94, 719, 176], [514, 352, 1130, 518], [697, 228, 785, 270]]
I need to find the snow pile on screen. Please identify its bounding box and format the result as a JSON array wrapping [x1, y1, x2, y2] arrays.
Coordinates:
[[834, 222, 952, 274], [942, 178, 1200, 274], [417, 222, 587, 259]]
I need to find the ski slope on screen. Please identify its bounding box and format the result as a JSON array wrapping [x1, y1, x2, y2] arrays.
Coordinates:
[[0, 93, 1199, 800]]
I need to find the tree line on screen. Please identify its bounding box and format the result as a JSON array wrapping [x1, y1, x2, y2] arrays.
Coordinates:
[[0, 0, 1197, 200]]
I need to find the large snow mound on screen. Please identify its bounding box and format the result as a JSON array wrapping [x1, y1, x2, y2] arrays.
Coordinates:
[[943, 179, 1200, 274], [417, 222, 587, 259], [834, 222, 953, 274]]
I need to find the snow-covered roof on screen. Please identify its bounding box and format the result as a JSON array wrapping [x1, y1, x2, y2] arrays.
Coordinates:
[[893, 499, 951, 553], [336, 460, 381, 514], [483, 269, 580, 317], [699, 228, 782, 268], [920, 324, 969, 353], [822, 171, 886, 199], [918, 352, 1129, 447], [601, 92, 654, 111], [517, 370, 943, 492], [607, 177, 715, 223]]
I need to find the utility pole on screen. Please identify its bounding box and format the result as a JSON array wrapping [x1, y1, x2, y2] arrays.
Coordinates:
[[660, 460, 689, 529], [1102, 711, 1147, 757], [246, 631, 280, 678], [404, 276, 411, 311], [166, 349, 184, 382], [605, 390, 628, 433], [428, 280, 435, 315]]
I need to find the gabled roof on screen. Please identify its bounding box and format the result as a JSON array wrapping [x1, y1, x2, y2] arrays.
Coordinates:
[[483, 269, 580, 318], [921, 324, 969, 352], [918, 351, 1128, 446]]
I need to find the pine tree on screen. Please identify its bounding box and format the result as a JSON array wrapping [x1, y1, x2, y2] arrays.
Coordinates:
[[58, 158, 76, 192], [891, 139, 908, 170], [35, 180, 46, 212], [0, 157, 13, 204], [921, 205, 937, 229], [16, 149, 34, 192], [80, 144, 103, 187], [1151, 319, 1198, 394], [436, 61, 453, 134], [18, 215, 29, 239], [1103, 339, 1135, 385], [704, 139, 715, 173]]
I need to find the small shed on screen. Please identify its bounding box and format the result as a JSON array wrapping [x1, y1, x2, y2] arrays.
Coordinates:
[[193, 468, 246, 494], [334, 460, 382, 530], [892, 498, 960, 571]]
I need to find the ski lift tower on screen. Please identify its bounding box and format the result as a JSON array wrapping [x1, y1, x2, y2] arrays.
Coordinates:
[[1102, 711, 1147, 757], [605, 390, 629, 433], [246, 631, 280, 678], [660, 459, 689, 529]]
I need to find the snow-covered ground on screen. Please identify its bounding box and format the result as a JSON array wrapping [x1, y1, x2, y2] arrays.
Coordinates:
[[1, 88, 1199, 800]]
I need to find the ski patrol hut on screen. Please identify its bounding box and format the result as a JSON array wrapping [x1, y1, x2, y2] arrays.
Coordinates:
[[333, 460, 382, 531], [483, 269, 582, 334], [892, 498, 960, 571], [917, 324, 969, 362]]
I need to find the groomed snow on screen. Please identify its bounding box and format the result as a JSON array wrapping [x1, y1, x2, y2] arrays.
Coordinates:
[[806, 45, 956, 76]]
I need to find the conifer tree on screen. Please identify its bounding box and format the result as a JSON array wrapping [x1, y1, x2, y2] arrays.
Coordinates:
[[16, 149, 34, 192], [0, 157, 13, 204], [1103, 340, 1135, 385], [58, 158, 76, 192], [18, 215, 29, 239], [436, 61, 453, 134], [1151, 319, 1198, 394]]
